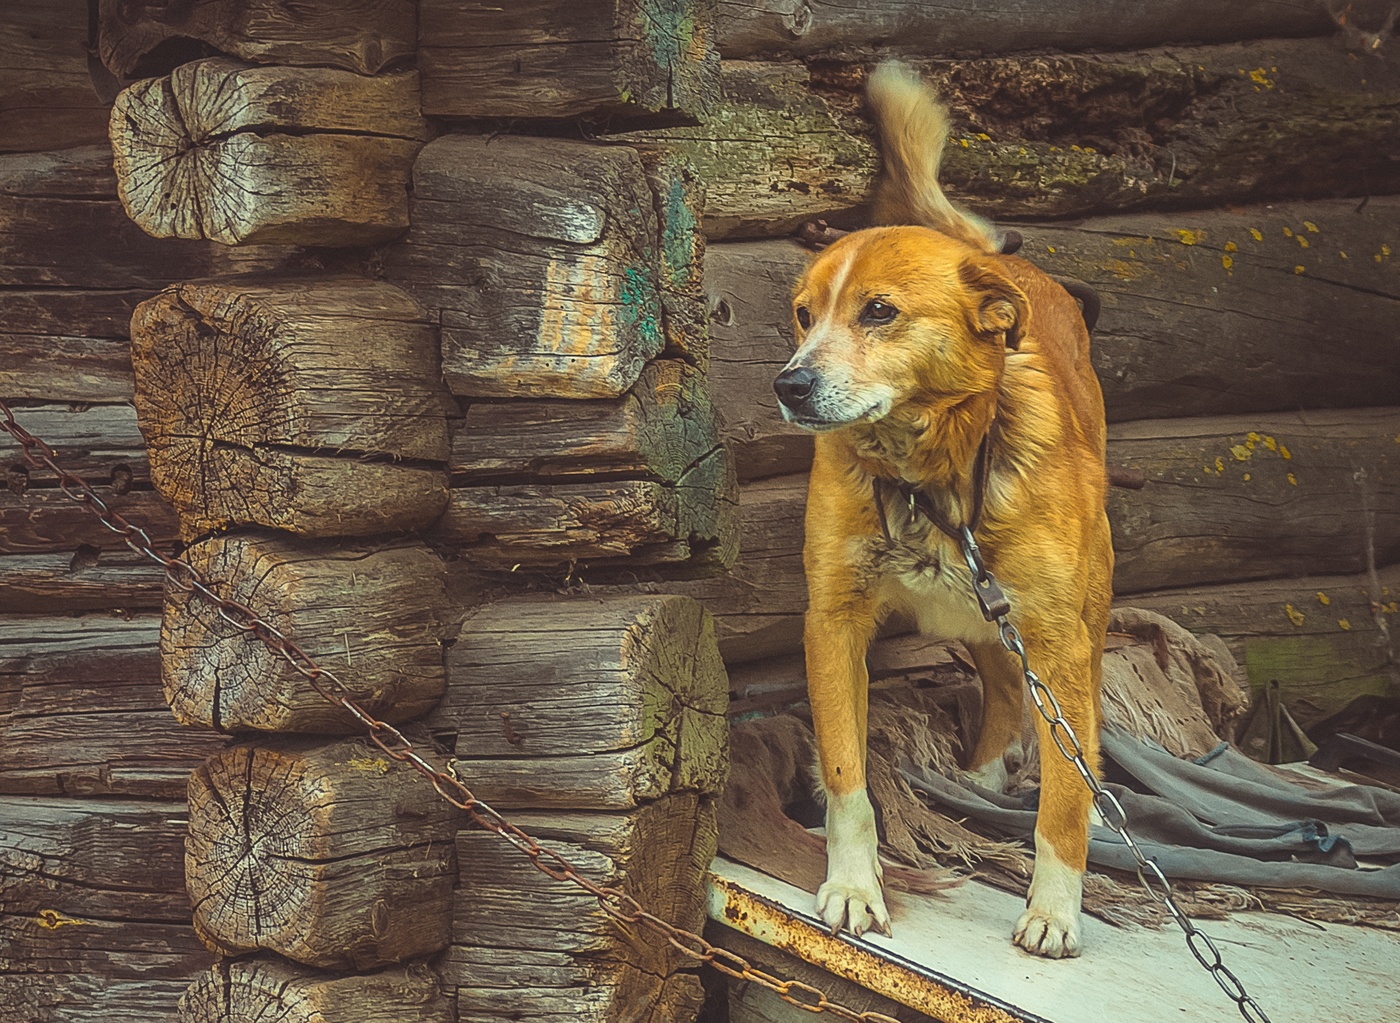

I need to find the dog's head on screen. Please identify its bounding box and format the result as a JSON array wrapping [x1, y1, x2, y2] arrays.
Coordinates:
[[774, 227, 1027, 431]]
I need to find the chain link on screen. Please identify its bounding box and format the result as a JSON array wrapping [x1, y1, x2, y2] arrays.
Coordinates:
[[1, 400, 908, 1023], [960, 526, 1273, 1023]]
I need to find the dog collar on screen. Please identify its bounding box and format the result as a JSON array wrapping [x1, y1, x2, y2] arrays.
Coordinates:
[[871, 423, 996, 547]]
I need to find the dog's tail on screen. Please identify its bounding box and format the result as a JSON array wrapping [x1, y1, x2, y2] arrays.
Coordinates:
[[866, 61, 999, 254]]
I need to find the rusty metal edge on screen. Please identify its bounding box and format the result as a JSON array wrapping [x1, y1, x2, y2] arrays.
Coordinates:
[[706, 872, 1049, 1023]]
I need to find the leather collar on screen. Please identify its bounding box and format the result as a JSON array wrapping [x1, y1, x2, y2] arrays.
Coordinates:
[[871, 423, 996, 546]]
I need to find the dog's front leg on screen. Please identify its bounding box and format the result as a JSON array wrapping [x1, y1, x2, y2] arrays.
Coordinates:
[[805, 595, 885, 936]]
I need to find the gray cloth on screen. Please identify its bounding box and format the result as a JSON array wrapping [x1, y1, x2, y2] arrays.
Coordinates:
[[898, 724, 1400, 899]]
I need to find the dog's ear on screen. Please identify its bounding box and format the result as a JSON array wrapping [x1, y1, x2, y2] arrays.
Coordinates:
[[958, 259, 1030, 350]]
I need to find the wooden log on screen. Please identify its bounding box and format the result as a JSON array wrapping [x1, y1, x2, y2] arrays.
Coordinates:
[[163, 534, 457, 733], [186, 737, 459, 970], [448, 794, 715, 1023], [0, 1, 110, 152], [1108, 408, 1400, 594], [441, 360, 739, 570], [640, 151, 710, 369], [418, 0, 718, 121], [705, 197, 1400, 479], [624, 41, 1400, 239], [131, 276, 452, 539], [97, 0, 417, 79], [111, 59, 426, 246], [716, 0, 1361, 58], [430, 594, 728, 810], [0, 296, 138, 401], [0, 487, 178, 556], [0, 796, 212, 1023], [382, 135, 668, 400], [0, 552, 164, 614], [179, 955, 452, 1023], [1126, 565, 1400, 729], [1, 403, 148, 482], [0, 615, 225, 798]]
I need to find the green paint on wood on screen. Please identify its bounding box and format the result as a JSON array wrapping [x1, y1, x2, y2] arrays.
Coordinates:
[[621, 262, 662, 348]]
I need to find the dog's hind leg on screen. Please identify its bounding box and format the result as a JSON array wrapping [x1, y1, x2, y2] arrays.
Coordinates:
[[964, 639, 1026, 793]]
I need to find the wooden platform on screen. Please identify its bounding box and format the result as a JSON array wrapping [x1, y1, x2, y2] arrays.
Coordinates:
[[707, 857, 1397, 1023]]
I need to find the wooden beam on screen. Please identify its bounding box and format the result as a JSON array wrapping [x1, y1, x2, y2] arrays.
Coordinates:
[[131, 276, 452, 539], [0, 615, 224, 798], [96, 0, 417, 79], [716, 0, 1350, 58], [0, 796, 212, 1023], [164, 534, 457, 733], [639, 151, 710, 369], [418, 0, 718, 121], [431, 595, 729, 810], [1127, 565, 1400, 729], [624, 41, 1400, 239], [186, 737, 459, 970], [179, 955, 453, 1023], [111, 59, 426, 246], [0, 552, 163, 614], [0, 295, 138, 401], [383, 135, 668, 399], [0, 1, 110, 153], [448, 794, 715, 1023], [705, 198, 1400, 480]]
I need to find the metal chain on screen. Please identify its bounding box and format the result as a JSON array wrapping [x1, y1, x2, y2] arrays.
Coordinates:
[[0, 399, 902, 1023], [959, 526, 1273, 1023]]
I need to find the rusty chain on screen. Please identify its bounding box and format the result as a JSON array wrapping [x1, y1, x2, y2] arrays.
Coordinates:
[[959, 525, 1272, 1023], [0, 399, 904, 1023]]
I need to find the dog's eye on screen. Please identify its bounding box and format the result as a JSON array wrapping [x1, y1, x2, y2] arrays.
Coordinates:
[[861, 299, 898, 325], [795, 306, 811, 330]]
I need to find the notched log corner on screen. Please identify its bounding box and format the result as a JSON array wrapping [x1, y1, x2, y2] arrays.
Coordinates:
[[131, 276, 453, 539], [163, 534, 460, 734], [111, 58, 427, 246]]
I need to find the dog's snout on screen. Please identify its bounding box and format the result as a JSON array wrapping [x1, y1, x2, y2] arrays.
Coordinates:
[[774, 366, 819, 409]]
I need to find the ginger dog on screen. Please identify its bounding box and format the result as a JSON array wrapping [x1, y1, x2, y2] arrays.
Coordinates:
[[773, 63, 1113, 958]]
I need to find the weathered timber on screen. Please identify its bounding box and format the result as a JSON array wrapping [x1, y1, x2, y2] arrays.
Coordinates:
[[0, 1, 110, 152], [0, 797, 212, 1023], [430, 594, 728, 810], [715, 0, 1366, 57], [625, 41, 1400, 239], [164, 534, 457, 733], [1128, 565, 1400, 728], [639, 151, 711, 368], [442, 360, 739, 570], [0, 615, 223, 797], [112, 59, 426, 246], [1, 403, 147, 482], [450, 794, 715, 1023], [179, 955, 452, 1023], [186, 737, 458, 970], [705, 198, 1400, 479], [97, 0, 417, 79], [382, 135, 667, 399], [0, 301, 137, 401], [1108, 409, 1400, 593], [0, 552, 164, 613], [131, 276, 452, 539], [0, 487, 177, 557], [418, 0, 719, 121]]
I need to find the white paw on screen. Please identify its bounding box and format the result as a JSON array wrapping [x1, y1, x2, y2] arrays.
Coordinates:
[[966, 757, 1009, 793], [817, 788, 891, 937], [1013, 906, 1081, 958]]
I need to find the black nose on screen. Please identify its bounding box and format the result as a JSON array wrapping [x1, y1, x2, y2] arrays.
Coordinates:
[[774, 367, 818, 408]]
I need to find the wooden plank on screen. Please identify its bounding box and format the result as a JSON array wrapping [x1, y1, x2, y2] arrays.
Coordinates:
[[186, 737, 459, 970], [716, 0, 1350, 58], [1107, 408, 1400, 594], [0, 485, 177, 555], [179, 955, 453, 1023], [705, 197, 1400, 479], [0, 614, 224, 798], [164, 535, 457, 733], [418, 0, 718, 121], [0, 1, 110, 152], [96, 0, 417, 78], [624, 40, 1400, 239], [449, 795, 715, 1023], [0, 552, 164, 614], [131, 276, 452, 539], [0, 403, 147, 482], [431, 595, 729, 810], [1126, 565, 1400, 729], [382, 135, 668, 399], [111, 59, 426, 246]]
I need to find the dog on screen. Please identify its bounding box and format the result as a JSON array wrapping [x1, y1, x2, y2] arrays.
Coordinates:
[[773, 62, 1113, 958]]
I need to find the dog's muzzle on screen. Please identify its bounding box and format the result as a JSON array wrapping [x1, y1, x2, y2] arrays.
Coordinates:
[[773, 366, 819, 415]]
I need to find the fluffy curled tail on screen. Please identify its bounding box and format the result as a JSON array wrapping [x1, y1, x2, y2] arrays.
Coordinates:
[[866, 61, 999, 253]]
